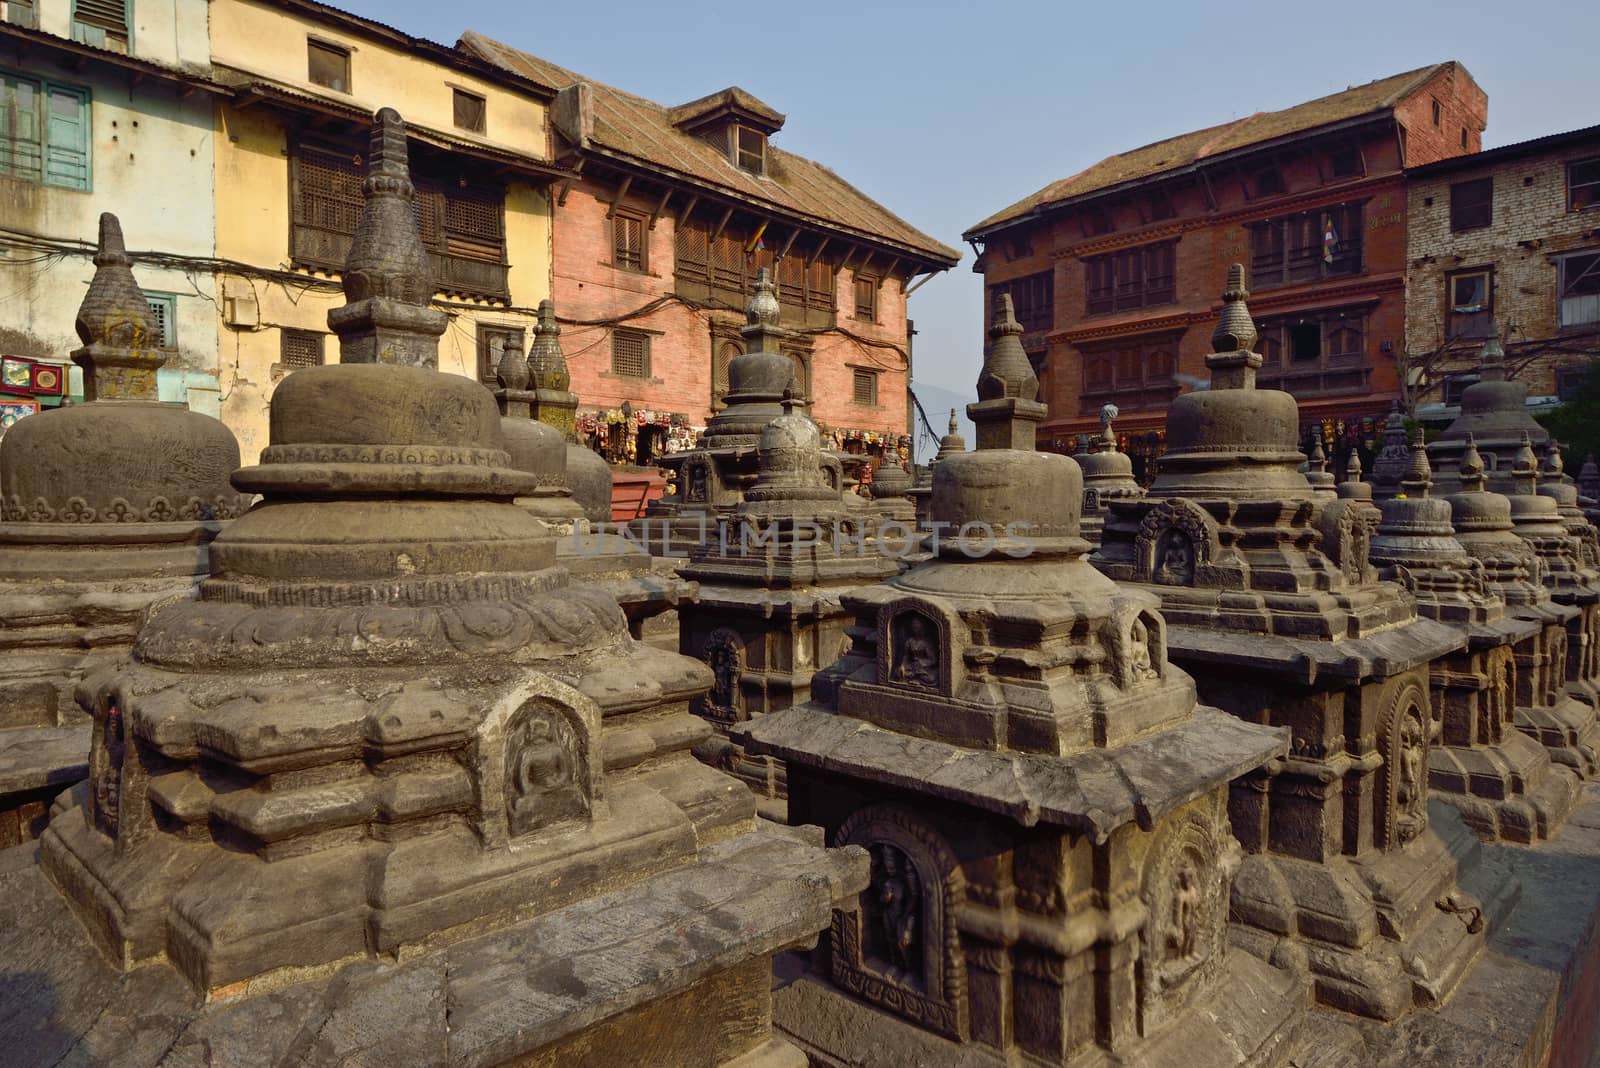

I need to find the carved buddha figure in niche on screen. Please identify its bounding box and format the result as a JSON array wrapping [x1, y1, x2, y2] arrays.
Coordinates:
[[1394, 711, 1428, 844], [506, 709, 585, 836], [866, 843, 921, 983], [687, 462, 709, 503], [1128, 616, 1158, 682], [1153, 534, 1194, 586], [705, 633, 742, 720], [93, 703, 126, 835], [1168, 862, 1203, 961], [891, 614, 939, 689]]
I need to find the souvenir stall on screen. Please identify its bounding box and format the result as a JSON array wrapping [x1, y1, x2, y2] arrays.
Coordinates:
[[819, 427, 912, 490], [1302, 412, 1383, 481], [1059, 425, 1168, 487], [0, 355, 68, 438], [578, 406, 698, 469]]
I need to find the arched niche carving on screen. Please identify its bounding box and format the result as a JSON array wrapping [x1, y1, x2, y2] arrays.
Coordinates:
[[473, 675, 601, 849], [830, 804, 968, 1041], [1134, 499, 1222, 587], [1110, 604, 1165, 689], [1083, 487, 1102, 515], [1136, 808, 1237, 1035], [701, 627, 746, 724], [878, 599, 960, 697], [682, 457, 714, 504], [1545, 627, 1567, 709], [1375, 678, 1432, 850], [1481, 646, 1515, 746]]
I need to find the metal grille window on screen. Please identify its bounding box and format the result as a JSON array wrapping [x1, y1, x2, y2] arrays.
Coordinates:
[[143, 292, 176, 349], [1569, 158, 1600, 213], [477, 324, 524, 386], [735, 127, 764, 174], [0, 71, 90, 190], [1, 1, 37, 29], [1249, 202, 1363, 289], [1559, 252, 1600, 329], [1084, 241, 1175, 315], [611, 329, 650, 378], [851, 368, 878, 406], [307, 39, 350, 93], [71, 0, 128, 53], [1450, 178, 1493, 232], [1447, 269, 1493, 339], [989, 271, 1054, 333], [280, 329, 325, 370], [613, 212, 645, 272], [452, 88, 485, 134], [853, 275, 878, 321]]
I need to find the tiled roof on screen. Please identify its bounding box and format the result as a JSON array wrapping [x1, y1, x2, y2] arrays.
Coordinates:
[[967, 63, 1455, 237], [458, 32, 960, 268]]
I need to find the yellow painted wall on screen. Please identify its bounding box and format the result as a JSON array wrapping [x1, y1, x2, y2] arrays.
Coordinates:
[[208, 1, 554, 464], [209, 0, 546, 157]]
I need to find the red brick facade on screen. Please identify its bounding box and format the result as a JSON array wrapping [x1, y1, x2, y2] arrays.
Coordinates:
[[967, 64, 1486, 477]]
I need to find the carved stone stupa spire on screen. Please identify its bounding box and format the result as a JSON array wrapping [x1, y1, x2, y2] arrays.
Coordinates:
[[326, 107, 447, 367], [72, 213, 165, 402], [1207, 263, 1261, 390], [527, 299, 579, 441], [968, 293, 1046, 451]]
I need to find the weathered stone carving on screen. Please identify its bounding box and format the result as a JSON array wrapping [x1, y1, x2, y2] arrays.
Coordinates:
[[504, 699, 588, 835], [890, 612, 941, 689]]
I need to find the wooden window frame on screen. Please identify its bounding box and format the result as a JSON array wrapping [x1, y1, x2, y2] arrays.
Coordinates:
[[853, 274, 879, 323], [142, 291, 177, 350], [734, 126, 765, 175], [307, 38, 351, 94], [1, 1, 38, 29], [1568, 157, 1600, 213], [1254, 308, 1371, 398], [279, 328, 326, 370], [1248, 202, 1364, 290], [476, 323, 525, 386], [1078, 334, 1180, 413], [0, 70, 91, 191], [1449, 178, 1493, 233], [612, 209, 647, 273], [71, 0, 129, 53], [675, 215, 837, 326], [611, 327, 651, 379], [452, 87, 486, 135], [1084, 240, 1176, 316], [1446, 267, 1494, 340], [1557, 250, 1600, 330], [988, 270, 1054, 334], [1431, 99, 1442, 127], [851, 367, 879, 406]]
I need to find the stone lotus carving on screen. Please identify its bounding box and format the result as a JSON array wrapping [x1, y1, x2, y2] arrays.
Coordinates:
[[831, 804, 967, 1041], [2, 492, 253, 524]]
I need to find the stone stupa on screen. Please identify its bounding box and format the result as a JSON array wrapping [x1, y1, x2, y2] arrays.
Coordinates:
[[1076, 402, 1144, 549], [1093, 265, 1504, 1021], [679, 391, 899, 818], [6, 109, 863, 1067], [737, 295, 1322, 1067], [905, 409, 966, 531], [1367, 431, 1579, 841], [0, 214, 247, 846], [525, 298, 614, 525]]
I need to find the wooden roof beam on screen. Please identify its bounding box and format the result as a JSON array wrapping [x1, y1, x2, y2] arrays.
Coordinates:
[[647, 187, 672, 230], [604, 174, 633, 220], [708, 205, 735, 244], [805, 236, 831, 268], [775, 226, 801, 263]]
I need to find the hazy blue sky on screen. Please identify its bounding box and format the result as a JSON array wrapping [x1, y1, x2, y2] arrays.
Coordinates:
[[339, 0, 1598, 447]]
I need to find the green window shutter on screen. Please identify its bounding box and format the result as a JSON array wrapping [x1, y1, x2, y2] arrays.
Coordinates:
[[0, 72, 44, 182], [71, 0, 129, 51], [44, 84, 90, 190]]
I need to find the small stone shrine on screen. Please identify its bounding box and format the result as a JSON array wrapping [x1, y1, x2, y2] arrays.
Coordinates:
[[1367, 432, 1579, 841], [637, 269, 797, 554], [679, 395, 899, 817], [1444, 434, 1600, 778], [865, 452, 916, 526], [525, 298, 615, 525], [1093, 266, 1502, 1021], [737, 297, 1313, 1067], [5, 109, 863, 1067], [0, 214, 247, 847], [1076, 403, 1144, 549], [906, 410, 967, 531]]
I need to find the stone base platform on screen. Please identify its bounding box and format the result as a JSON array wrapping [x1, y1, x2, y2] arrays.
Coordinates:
[[0, 724, 90, 847], [0, 822, 865, 1067], [769, 943, 1364, 1068]]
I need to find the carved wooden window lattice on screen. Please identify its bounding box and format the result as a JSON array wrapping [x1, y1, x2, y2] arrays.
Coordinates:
[[1254, 307, 1370, 398], [988, 270, 1053, 334], [289, 143, 509, 301], [1084, 241, 1175, 316], [1079, 334, 1180, 412], [613, 211, 646, 272], [675, 216, 836, 324], [1248, 202, 1364, 289]]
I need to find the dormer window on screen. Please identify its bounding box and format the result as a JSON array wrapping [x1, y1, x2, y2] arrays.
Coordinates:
[[735, 126, 765, 175]]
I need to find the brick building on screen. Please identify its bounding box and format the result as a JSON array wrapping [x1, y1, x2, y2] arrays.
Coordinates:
[[963, 62, 1485, 478], [1405, 123, 1600, 417], [462, 34, 959, 472]]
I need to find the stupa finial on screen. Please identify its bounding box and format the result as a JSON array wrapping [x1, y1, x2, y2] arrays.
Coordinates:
[[71, 212, 166, 402], [1309, 438, 1329, 475], [1097, 403, 1119, 451], [948, 409, 958, 436], [1206, 263, 1262, 389], [738, 266, 789, 356], [1459, 432, 1487, 492], [1346, 451, 1363, 482], [495, 332, 530, 393], [327, 108, 446, 366], [1512, 431, 1539, 495], [528, 299, 571, 392], [1400, 428, 1432, 498], [1479, 330, 1507, 383], [975, 293, 1039, 403], [1541, 440, 1566, 482]]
